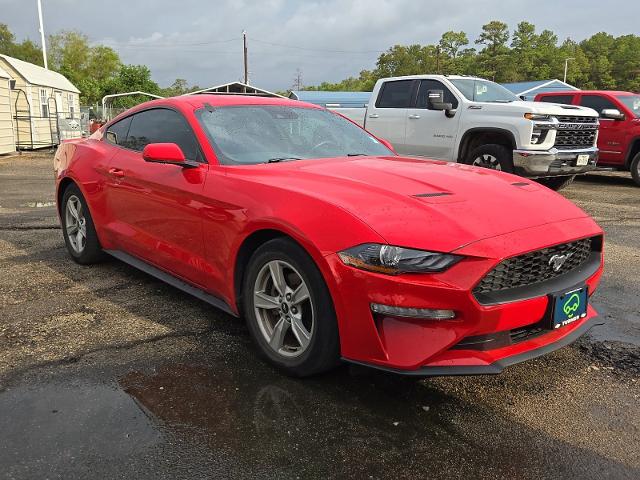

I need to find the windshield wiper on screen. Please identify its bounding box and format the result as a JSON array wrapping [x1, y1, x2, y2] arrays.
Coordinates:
[[266, 157, 301, 163], [346, 153, 367, 156]]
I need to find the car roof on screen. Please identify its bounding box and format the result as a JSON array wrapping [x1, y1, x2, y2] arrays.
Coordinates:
[[537, 90, 635, 96], [106, 94, 322, 126], [142, 94, 320, 110]]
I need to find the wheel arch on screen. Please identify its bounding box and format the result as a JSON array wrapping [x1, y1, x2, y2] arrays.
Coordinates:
[[232, 226, 335, 316], [457, 128, 517, 163], [625, 136, 640, 169]]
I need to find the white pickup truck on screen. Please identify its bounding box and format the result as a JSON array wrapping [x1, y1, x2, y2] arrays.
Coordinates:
[[333, 75, 600, 190]]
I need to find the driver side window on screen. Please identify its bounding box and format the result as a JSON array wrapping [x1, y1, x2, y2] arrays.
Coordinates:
[[415, 80, 459, 109]]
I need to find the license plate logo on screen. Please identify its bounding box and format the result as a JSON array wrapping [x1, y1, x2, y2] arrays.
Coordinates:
[[576, 154, 590, 166], [552, 287, 588, 329]]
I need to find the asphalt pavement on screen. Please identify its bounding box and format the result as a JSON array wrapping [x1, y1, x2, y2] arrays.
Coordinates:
[[0, 152, 638, 479]]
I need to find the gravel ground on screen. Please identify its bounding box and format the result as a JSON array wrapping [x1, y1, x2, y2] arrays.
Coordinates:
[[0, 152, 638, 480]]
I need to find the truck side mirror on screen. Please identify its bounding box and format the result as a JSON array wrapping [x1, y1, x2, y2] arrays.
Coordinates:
[[600, 108, 625, 121], [427, 89, 453, 114]]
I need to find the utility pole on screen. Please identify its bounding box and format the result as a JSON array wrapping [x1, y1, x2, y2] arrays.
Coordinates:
[[37, 0, 48, 69], [293, 68, 303, 90], [243, 30, 249, 85], [563, 57, 575, 83]]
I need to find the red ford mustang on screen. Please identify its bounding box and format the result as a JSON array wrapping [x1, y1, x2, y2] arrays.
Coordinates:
[[54, 94, 604, 377]]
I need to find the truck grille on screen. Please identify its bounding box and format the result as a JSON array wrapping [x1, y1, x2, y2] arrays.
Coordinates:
[[473, 238, 595, 297], [554, 116, 598, 149]]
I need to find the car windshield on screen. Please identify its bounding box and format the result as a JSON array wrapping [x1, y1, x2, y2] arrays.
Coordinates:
[[195, 105, 393, 165], [449, 79, 519, 103], [615, 95, 640, 118]]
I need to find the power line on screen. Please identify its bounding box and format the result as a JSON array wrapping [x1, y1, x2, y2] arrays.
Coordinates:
[[93, 37, 241, 48], [249, 37, 386, 54]]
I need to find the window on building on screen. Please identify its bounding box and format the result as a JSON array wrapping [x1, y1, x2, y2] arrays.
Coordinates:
[[40, 89, 49, 117], [68, 93, 75, 118]]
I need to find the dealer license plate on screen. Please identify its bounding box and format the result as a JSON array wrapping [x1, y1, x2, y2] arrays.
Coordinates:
[[551, 286, 588, 329], [576, 154, 590, 166]]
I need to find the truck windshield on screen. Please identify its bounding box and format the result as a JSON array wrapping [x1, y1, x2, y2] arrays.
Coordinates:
[[196, 105, 393, 165], [449, 79, 519, 103], [615, 95, 640, 118]]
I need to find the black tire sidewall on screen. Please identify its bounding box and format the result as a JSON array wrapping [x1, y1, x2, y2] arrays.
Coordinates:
[[466, 144, 514, 173], [61, 184, 104, 264], [242, 238, 340, 376], [631, 153, 640, 186], [536, 175, 575, 191]]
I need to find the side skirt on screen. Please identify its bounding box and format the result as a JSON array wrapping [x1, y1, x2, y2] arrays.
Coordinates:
[[104, 249, 237, 317]]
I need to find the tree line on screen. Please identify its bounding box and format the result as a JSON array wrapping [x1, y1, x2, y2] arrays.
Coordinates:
[[0, 24, 199, 108], [303, 20, 640, 92]]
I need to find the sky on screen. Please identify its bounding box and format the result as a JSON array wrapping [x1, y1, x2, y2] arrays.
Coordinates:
[[1, 0, 639, 91]]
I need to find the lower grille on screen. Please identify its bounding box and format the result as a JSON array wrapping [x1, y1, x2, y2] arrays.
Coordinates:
[[453, 323, 546, 351], [474, 237, 597, 298]]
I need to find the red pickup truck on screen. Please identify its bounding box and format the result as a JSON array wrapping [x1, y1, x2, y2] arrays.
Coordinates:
[[535, 90, 640, 186]]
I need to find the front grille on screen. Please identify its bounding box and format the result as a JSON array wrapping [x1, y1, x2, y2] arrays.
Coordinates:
[[474, 238, 595, 296], [554, 129, 597, 149], [553, 116, 598, 149]]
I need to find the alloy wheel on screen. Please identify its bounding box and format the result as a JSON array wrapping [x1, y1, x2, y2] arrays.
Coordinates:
[[473, 154, 502, 170], [65, 194, 87, 253], [253, 260, 314, 358]]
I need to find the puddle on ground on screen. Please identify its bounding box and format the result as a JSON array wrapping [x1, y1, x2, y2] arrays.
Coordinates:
[[0, 362, 634, 479], [20, 201, 56, 208]]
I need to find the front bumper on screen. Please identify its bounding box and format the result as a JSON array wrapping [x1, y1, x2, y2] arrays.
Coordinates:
[[345, 316, 604, 376], [326, 218, 604, 375], [513, 147, 598, 178]]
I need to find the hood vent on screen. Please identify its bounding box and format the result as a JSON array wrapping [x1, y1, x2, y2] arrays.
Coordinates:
[[413, 192, 452, 198]]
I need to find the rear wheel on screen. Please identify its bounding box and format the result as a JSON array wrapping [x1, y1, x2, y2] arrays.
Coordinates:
[[465, 144, 514, 173], [61, 184, 105, 264], [631, 153, 640, 186], [536, 175, 575, 191], [242, 238, 340, 377]]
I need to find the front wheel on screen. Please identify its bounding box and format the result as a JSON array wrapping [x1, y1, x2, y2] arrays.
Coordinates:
[[465, 144, 514, 173], [631, 153, 640, 186], [536, 175, 575, 191], [242, 238, 340, 377]]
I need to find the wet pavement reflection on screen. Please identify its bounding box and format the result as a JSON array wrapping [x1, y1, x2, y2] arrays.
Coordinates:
[[2, 343, 636, 480]]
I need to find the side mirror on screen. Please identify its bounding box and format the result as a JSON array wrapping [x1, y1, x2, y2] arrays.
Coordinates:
[[600, 108, 625, 120], [377, 137, 396, 153], [427, 89, 453, 112], [519, 95, 526, 101], [142, 143, 196, 167]]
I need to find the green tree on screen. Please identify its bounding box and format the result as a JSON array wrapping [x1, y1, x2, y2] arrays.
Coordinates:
[[103, 64, 161, 108], [475, 21, 512, 81]]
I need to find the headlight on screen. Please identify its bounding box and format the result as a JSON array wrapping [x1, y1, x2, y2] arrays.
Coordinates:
[[524, 113, 552, 121], [338, 243, 462, 275]]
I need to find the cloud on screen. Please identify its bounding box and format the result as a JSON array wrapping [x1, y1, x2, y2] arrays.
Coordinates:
[[0, 0, 637, 91]]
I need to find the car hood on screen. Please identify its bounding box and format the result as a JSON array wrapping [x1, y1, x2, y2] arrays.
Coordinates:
[[507, 100, 599, 117], [242, 156, 592, 253]]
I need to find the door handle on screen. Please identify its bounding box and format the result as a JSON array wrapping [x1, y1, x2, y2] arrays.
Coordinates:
[[108, 167, 125, 178], [408, 114, 421, 119], [368, 113, 379, 118]]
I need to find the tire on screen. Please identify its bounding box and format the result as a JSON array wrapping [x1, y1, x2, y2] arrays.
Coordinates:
[[465, 144, 514, 173], [631, 153, 640, 187], [242, 238, 340, 377], [60, 183, 105, 264], [536, 175, 575, 191]]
